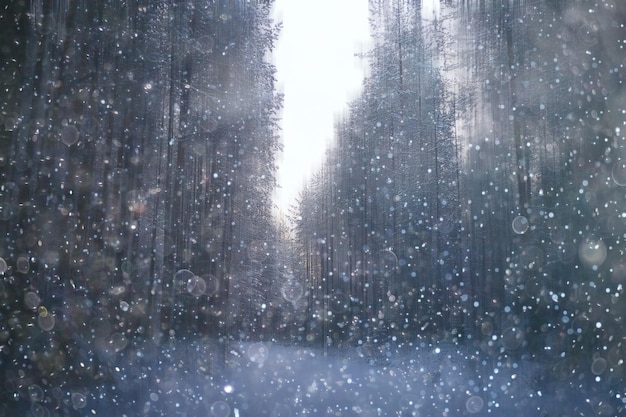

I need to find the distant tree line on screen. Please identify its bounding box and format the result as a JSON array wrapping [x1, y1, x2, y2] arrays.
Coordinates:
[[292, 0, 626, 399]]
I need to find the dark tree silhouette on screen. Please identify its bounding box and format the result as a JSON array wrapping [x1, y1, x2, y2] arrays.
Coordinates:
[[0, 1, 281, 414]]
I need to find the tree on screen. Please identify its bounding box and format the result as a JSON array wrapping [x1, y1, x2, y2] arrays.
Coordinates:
[[294, 0, 462, 348], [0, 1, 282, 414]]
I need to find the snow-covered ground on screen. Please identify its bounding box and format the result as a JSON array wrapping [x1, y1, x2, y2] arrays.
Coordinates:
[[73, 338, 622, 416]]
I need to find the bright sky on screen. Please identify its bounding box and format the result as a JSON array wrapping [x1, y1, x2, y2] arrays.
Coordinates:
[[272, 0, 371, 215]]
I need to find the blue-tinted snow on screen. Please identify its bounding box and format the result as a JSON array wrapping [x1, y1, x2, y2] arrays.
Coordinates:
[[66, 339, 621, 416]]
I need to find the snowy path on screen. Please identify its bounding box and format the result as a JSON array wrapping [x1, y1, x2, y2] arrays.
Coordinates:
[[85, 339, 621, 416]]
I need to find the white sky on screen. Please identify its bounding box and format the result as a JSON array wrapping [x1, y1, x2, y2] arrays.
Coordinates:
[[271, 0, 371, 215], [271, 1, 440, 216]]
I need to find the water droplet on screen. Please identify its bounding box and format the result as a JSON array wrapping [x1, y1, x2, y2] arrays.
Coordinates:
[[281, 280, 303, 303], [187, 275, 207, 297], [37, 310, 55, 331], [24, 291, 41, 309], [612, 160, 626, 186], [108, 332, 127, 353], [16, 256, 30, 273], [121, 260, 133, 275], [119, 300, 130, 311], [576, 23, 598, 46], [0, 257, 7, 274], [60, 125, 79, 146], [511, 215, 529, 234], [210, 400, 231, 417], [3, 113, 20, 131], [51, 387, 63, 400], [501, 327, 524, 350], [31, 403, 48, 417], [466, 396, 484, 413], [174, 269, 195, 292], [28, 384, 44, 402], [202, 274, 219, 296], [373, 249, 398, 274], [579, 237, 607, 268], [199, 112, 218, 133], [591, 357, 607, 375], [248, 240, 268, 261], [71, 392, 87, 409], [247, 342, 269, 364], [109, 285, 126, 296]]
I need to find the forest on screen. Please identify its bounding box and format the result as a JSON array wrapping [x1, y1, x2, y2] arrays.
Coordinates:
[[0, 0, 625, 416]]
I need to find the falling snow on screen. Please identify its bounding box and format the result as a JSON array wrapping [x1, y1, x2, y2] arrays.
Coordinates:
[[0, 0, 625, 416]]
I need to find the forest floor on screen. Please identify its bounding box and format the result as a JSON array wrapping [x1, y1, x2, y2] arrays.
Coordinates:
[[92, 338, 621, 417]]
